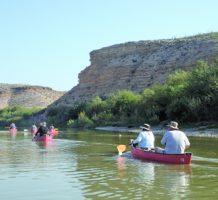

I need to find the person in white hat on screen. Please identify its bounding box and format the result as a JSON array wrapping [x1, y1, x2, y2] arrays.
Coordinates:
[[159, 121, 190, 154], [131, 123, 155, 150]]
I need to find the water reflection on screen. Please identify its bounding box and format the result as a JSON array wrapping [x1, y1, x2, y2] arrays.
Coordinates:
[[34, 140, 52, 148], [9, 132, 17, 139], [116, 156, 126, 178], [154, 164, 192, 200], [136, 162, 155, 185], [115, 152, 192, 200]]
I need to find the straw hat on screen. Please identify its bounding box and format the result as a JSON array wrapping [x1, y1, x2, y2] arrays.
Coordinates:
[[166, 121, 179, 130]]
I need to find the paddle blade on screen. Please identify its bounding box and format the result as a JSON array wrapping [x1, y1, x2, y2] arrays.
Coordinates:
[[117, 145, 126, 155]]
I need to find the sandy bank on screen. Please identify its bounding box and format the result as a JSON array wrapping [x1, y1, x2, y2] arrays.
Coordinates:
[[95, 126, 218, 138]]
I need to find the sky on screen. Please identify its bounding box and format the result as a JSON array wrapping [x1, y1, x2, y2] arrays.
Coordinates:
[[0, 0, 218, 91]]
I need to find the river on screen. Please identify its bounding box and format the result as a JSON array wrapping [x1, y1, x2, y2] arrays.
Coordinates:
[[0, 129, 217, 200]]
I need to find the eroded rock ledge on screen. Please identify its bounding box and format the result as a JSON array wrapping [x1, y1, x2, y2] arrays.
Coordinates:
[[54, 33, 218, 107]]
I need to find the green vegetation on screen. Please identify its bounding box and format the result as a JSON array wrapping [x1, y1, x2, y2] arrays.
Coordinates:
[[175, 32, 218, 42], [0, 106, 42, 127], [190, 32, 218, 40], [45, 58, 218, 128]]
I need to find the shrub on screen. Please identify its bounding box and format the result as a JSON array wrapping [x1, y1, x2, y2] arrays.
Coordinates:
[[71, 112, 94, 128]]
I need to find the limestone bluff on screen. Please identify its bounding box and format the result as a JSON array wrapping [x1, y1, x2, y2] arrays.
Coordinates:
[[53, 33, 218, 108]]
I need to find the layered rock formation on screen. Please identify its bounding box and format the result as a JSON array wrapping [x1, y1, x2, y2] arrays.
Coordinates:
[[52, 33, 218, 107], [0, 84, 65, 109]]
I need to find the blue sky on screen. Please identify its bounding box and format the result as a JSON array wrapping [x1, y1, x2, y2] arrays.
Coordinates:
[[0, 0, 217, 91]]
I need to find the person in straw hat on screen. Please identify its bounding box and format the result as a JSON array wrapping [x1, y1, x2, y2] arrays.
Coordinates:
[[131, 123, 155, 150], [156, 121, 190, 154]]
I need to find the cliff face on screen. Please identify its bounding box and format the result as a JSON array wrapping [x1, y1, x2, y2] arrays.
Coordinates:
[[53, 33, 218, 107], [0, 84, 65, 109]]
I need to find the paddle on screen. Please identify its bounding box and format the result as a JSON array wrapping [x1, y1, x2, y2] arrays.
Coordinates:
[[117, 144, 127, 155]]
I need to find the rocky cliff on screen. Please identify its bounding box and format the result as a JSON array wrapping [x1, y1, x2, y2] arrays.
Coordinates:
[[52, 33, 218, 107], [0, 84, 65, 109]]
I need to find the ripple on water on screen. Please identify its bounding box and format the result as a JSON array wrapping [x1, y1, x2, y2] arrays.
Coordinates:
[[0, 132, 218, 200]]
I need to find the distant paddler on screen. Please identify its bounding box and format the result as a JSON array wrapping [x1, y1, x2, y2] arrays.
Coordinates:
[[31, 124, 38, 134], [49, 124, 58, 136], [9, 123, 17, 134]]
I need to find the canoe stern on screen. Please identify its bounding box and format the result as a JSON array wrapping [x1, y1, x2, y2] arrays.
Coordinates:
[[131, 148, 192, 164]]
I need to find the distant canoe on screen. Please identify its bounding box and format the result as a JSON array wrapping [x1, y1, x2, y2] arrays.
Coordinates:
[[49, 129, 58, 136], [9, 128, 17, 134], [131, 147, 192, 164]]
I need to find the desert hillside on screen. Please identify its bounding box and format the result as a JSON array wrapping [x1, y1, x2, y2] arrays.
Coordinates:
[[0, 84, 65, 109]]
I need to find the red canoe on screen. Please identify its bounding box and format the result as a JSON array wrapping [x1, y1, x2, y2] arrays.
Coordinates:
[[9, 128, 17, 134], [32, 134, 52, 143], [49, 129, 58, 136], [131, 147, 192, 164]]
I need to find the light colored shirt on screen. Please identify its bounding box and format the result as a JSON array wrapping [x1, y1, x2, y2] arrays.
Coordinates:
[[161, 130, 190, 154], [32, 125, 37, 130], [133, 131, 155, 149], [10, 124, 16, 129]]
